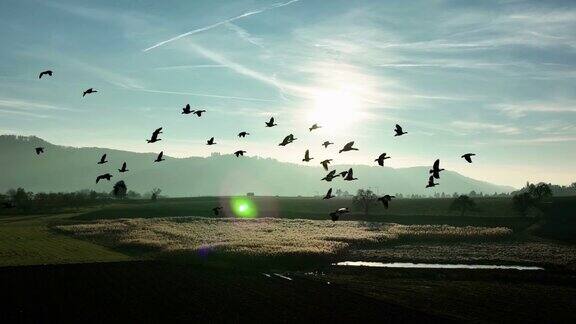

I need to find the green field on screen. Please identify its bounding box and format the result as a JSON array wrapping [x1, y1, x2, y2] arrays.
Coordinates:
[[1, 196, 576, 322]]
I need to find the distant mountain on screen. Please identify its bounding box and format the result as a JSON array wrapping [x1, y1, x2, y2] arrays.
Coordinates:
[[0, 135, 514, 196]]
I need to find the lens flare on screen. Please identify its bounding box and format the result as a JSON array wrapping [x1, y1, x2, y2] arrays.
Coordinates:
[[230, 196, 258, 218]]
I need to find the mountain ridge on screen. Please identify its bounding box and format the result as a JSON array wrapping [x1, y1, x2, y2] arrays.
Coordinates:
[[0, 135, 515, 196]]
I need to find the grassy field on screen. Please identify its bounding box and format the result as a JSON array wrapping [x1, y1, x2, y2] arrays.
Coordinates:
[[56, 217, 511, 257], [0, 213, 133, 267], [71, 196, 519, 221]]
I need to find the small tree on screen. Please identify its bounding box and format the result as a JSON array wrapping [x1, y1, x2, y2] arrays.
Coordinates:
[[352, 189, 377, 215], [512, 192, 534, 216], [150, 188, 162, 201], [449, 195, 476, 216], [112, 181, 127, 199]]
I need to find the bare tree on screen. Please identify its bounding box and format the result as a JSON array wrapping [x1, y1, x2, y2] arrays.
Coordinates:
[[352, 189, 378, 215]]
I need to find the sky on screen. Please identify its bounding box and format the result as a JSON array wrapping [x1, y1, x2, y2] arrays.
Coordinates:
[[0, 0, 575, 188]]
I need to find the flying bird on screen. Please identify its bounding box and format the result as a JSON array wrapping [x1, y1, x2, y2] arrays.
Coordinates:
[[329, 207, 350, 222], [339, 141, 358, 153], [118, 162, 128, 173], [429, 159, 445, 179], [207, 137, 216, 145], [461, 153, 476, 163], [321, 170, 340, 182], [375, 153, 390, 166], [35, 147, 44, 155], [147, 127, 163, 143], [323, 188, 335, 200], [97, 154, 108, 165], [238, 131, 250, 138], [426, 175, 439, 188], [320, 159, 333, 171], [302, 149, 313, 162], [279, 134, 297, 146], [82, 88, 97, 97], [377, 195, 395, 209], [182, 104, 192, 114], [394, 124, 407, 136], [154, 151, 165, 162], [343, 168, 357, 181], [234, 150, 247, 157], [96, 173, 113, 183], [212, 206, 223, 216], [193, 109, 206, 117], [309, 123, 321, 132], [265, 117, 277, 127], [322, 141, 334, 148], [38, 70, 53, 79], [339, 170, 348, 178]]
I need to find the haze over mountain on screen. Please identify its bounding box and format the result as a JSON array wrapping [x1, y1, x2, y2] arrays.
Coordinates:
[[0, 135, 514, 197]]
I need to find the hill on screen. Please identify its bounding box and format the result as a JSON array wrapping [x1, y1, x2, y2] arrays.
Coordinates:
[[0, 135, 514, 196]]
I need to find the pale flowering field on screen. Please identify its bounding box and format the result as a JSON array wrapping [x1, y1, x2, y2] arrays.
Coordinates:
[[56, 217, 512, 256]]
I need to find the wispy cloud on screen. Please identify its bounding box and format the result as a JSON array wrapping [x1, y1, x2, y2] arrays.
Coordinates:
[[143, 0, 301, 52], [127, 88, 277, 102], [451, 120, 521, 135], [153, 64, 227, 71], [0, 98, 73, 111], [493, 102, 576, 118]]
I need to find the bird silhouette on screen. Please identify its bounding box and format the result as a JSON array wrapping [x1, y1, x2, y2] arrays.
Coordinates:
[[394, 124, 407, 136], [35, 147, 44, 155], [339, 141, 358, 153], [207, 137, 216, 145], [329, 207, 350, 222], [429, 159, 445, 179], [339, 170, 348, 178], [265, 117, 277, 127], [2, 202, 15, 209], [212, 206, 223, 216], [154, 151, 165, 162], [182, 104, 192, 114], [279, 134, 297, 146], [377, 195, 395, 209], [193, 110, 206, 117], [118, 162, 128, 173], [309, 123, 321, 132], [343, 168, 357, 181], [320, 159, 333, 171], [321, 170, 340, 182], [96, 173, 113, 183], [461, 153, 476, 163], [147, 127, 163, 143], [375, 153, 390, 166], [39, 70, 53, 79], [426, 175, 439, 188], [302, 149, 313, 162], [234, 150, 247, 157], [97, 154, 108, 164], [82, 88, 97, 97], [323, 188, 335, 200], [322, 141, 334, 148], [238, 131, 250, 138]]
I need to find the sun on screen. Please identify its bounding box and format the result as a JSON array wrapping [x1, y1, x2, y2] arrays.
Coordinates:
[[308, 88, 362, 132]]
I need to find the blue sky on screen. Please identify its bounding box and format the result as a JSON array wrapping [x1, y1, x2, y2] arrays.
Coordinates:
[[0, 0, 575, 187]]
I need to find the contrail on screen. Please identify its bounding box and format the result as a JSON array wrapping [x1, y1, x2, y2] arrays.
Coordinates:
[[143, 0, 300, 52], [128, 88, 277, 102]]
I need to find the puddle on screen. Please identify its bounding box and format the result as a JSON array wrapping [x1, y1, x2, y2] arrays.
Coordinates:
[[334, 261, 544, 271]]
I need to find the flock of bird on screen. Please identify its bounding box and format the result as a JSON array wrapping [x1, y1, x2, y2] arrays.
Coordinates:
[[27, 70, 477, 220]]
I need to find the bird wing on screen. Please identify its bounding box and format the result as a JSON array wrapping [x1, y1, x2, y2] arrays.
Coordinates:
[[327, 170, 336, 177], [158, 151, 163, 158], [464, 155, 472, 163], [327, 188, 332, 196], [101, 154, 106, 161], [395, 124, 402, 132], [122, 162, 126, 168], [433, 159, 440, 170], [304, 150, 310, 159]]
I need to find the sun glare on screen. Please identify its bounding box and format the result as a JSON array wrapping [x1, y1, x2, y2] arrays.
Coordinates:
[[308, 88, 362, 132]]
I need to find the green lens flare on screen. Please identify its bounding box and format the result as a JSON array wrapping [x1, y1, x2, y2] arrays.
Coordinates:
[[230, 196, 258, 219]]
